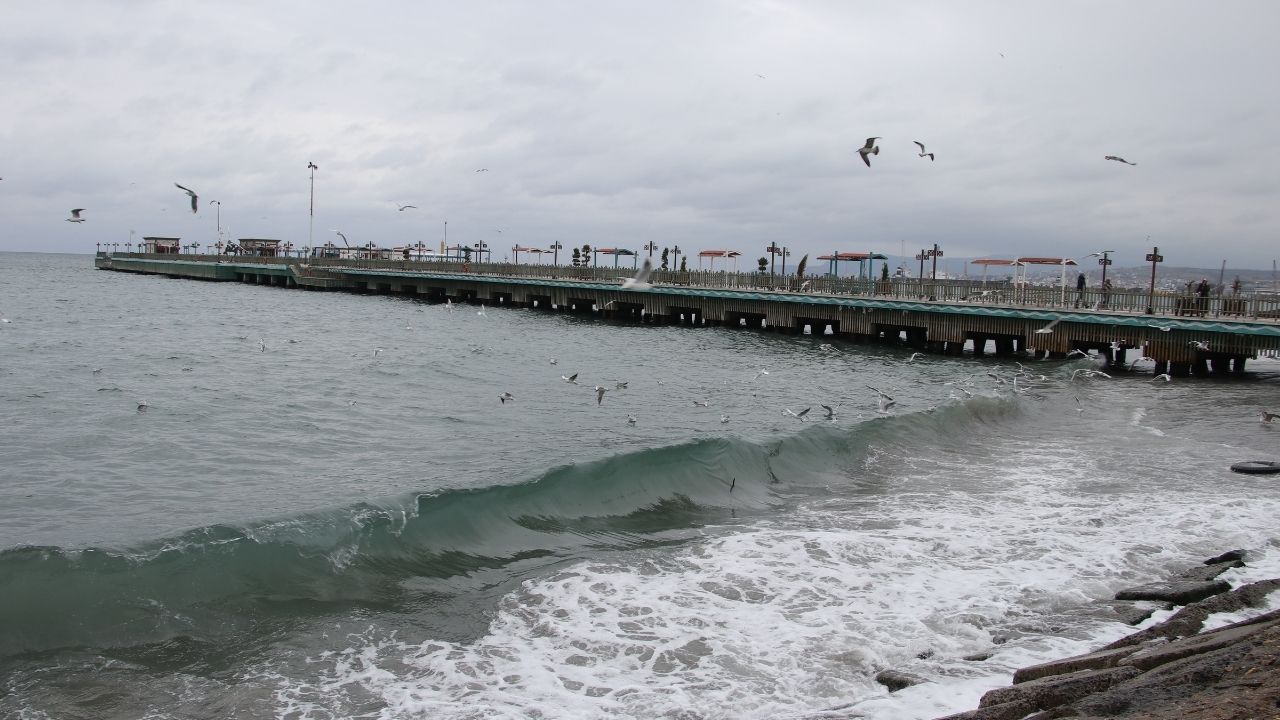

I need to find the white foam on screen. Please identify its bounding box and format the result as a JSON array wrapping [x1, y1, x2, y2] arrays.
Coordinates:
[[299, 462, 1280, 720]]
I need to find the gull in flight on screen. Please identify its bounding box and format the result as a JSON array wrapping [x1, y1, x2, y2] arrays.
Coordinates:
[[1261, 410, 1278, 423], [867, 386, 896, 413], [627, 414, 637, 425], [720, 414, 730, 423], [1104, 156, 1136, 166], [1189, 340, 1210, 351], [1035, 317, 1064, 334], [621, 257, 654, 290], [562, 373, 579, 384], [913, 141, 935, 161], [594, 386, 608, 405], [259, 339, 267, 353], [907, 352, 924, 362], [66, 208, 86, 223], [782, 407, 810, 421], [137, 399, 149, 412], [1152, 374, 1172, 382], [1066, 349, 1089, 359], [446, 298, 455, 312], [477, 306, 487, 317], [476, 168, 489, 172], [174, 183, 199, 212], [397, 204, 417, 211], [615, 381, 629, 389], [549, 358, 557, 365], [499, 392, 515, 404], [332, 229, 350, 246], [797, 280, 811, 292], [753, 368, 770, 381], [858, 137, 881, 167], [693, 399, 710, 407], [372, 347, 382, 358], [1070, 369, 1111, 381], [821, 404, 838, 420]]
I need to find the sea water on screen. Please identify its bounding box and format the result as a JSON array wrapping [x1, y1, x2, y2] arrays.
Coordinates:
[[2, 252, 1278, 719]]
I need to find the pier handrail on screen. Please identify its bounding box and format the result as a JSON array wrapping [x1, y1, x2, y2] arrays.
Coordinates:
[[104, 252, 1280, 323]]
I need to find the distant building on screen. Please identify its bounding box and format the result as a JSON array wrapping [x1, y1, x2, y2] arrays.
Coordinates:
[[142, 237, 180, 254], [238, 239, 282, 257]]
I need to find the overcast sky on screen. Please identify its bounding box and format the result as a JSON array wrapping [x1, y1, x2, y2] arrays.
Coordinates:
[[3, 1, 1278, 271]]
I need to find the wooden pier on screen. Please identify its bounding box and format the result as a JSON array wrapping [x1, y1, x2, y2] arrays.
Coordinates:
[[95, 254, 1280, 378]]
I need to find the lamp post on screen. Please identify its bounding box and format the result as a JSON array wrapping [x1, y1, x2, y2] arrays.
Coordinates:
[[129, 229, 135, 254], [307, 162, 318, 248], [1097, 250, 1115, 289], [765, 241, 780, 276], [929, 243, 942, 280], [192, 242, 200, 255], [551, 241, 563, 266], [672, 244, 682, 271], [513, 245, 521, 264], [1145, 246, 1163, 314], [209, 198, 222, 243], [644, 241, 657, 259]]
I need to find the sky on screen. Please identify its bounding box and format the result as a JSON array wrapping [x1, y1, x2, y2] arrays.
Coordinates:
[[2, 0, 1278, 272]]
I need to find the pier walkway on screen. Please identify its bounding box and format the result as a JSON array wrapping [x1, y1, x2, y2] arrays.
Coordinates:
[[95, 254, 1280, 377]]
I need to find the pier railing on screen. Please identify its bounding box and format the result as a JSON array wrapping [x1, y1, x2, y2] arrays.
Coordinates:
[[103, 252, 1280, 322]]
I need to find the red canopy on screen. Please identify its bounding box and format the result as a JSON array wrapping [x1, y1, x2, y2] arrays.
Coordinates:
[[698, 250, 741, 258]]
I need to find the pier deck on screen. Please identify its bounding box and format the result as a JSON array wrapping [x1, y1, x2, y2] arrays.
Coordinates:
[[95, 254, 1280, 377]]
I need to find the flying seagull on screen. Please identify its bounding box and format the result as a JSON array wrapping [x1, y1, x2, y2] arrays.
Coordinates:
[[66, 208, 86, 223], [594, 386, 608, 405], [1152, 374, 1172, 382], [174, 183, 198, 213], [397, 205, 417, 211], [693, 400, 710, 407], [753, 368, 770, 381], [621, 257, 654, 290], [907, 352, 924, 362], [561, 373, 579, 384], [475, 168, 489, 172], [615, 381, 629, 389], [1104, 156, 1136, 166], [137, 399, 149, 412], [1261, 410, 1278, 423], [332, 229, 350, 247], [720, 414, 730, 423], [821, 404, 838, 420], [913, 141, 935, 161], [1035, 317, 1064, 334], [499, 392, 515, 404], [1189, 340, 1210, 351], [782, 407, 811, 421], [627, 414, 637, 425], [858, 137, 881, 167]]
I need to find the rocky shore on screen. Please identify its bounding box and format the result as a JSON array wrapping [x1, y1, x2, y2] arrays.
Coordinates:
[[932, 550, 1280, 719]]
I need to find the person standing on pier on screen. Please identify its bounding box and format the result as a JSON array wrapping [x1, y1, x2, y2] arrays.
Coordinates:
[[1075, 272, 1087, 308], [1101, 278, 1113, 309]]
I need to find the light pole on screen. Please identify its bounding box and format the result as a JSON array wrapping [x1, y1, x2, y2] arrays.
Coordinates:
[[766, 241, 781, 277], [1059, 252, 1101, 306], [672, 245, 682, 272], [209, 200, 222, 244], [644, 241, 657, 260], [307, 162, 318, 248], [1097, 249, 1115, 289], [1145, 245, 1163, 314], [929, 243, 942, 280], [551, 242, 563, 266]]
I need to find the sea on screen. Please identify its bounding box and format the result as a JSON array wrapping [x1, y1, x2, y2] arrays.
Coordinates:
[[2, 251, 1279, 720]]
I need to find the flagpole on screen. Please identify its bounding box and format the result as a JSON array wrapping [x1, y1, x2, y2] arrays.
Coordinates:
[[307, 162, 318, 248]]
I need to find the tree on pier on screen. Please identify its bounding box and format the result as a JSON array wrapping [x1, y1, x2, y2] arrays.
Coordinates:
[[572, 248, 581, 266], [679, 256, 687, 272], [661, 248, 670, 270], [795, 253, 808, 278], [757, 257, 768, 274], [582, 244, 592, 266]]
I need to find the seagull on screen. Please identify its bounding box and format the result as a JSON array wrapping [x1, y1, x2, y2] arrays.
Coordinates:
[[720, 414, 730, 423], [867, 386, 896, 413], [66, 208, 86, 223], [1035, 317, 1064, 334], [821, 404, 837, 420], [782, 407, 810, 421], [475, 168, 489, 172], [1066, 349, 1089, 359], [594, 386, 608, 405], [1152, 374, 1172, 382], [753, 368, 770, 381], [259, 339, 267, 353], [1189, 340, 1210, 351], [549, 358, 557, 365], [397, 205, 417, 211], [372, 347, 382, 358], [621, 257, 654, 290], [562, 373, 579, 384], [91, 368, 102, 374], [499, 392, 515, 404], [174, 183, 199, 212], [858, 137, 881, 167], [797, 280, 811, 292], [446, 298, 455, 312], [693, 400, 710, 407], [137, 399, 149, 412], [1149, 325, 1173, 332], [615, 381, 629, 389], [913, 141, 935, 161], [1104, 156, 1136, 166], [1261, 411, 1278, 423], [627, 415, 637, 425], [907, 352, 924, 362], [477, 306, 487, 317], [333, 230, 349, 246], [818, 343, 840, 353], [1071, 369, 1112, 381], [755, 73, 766, 79]]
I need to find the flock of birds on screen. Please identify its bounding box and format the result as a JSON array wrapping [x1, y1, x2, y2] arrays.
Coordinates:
[[854, 137, 1134, 169]]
